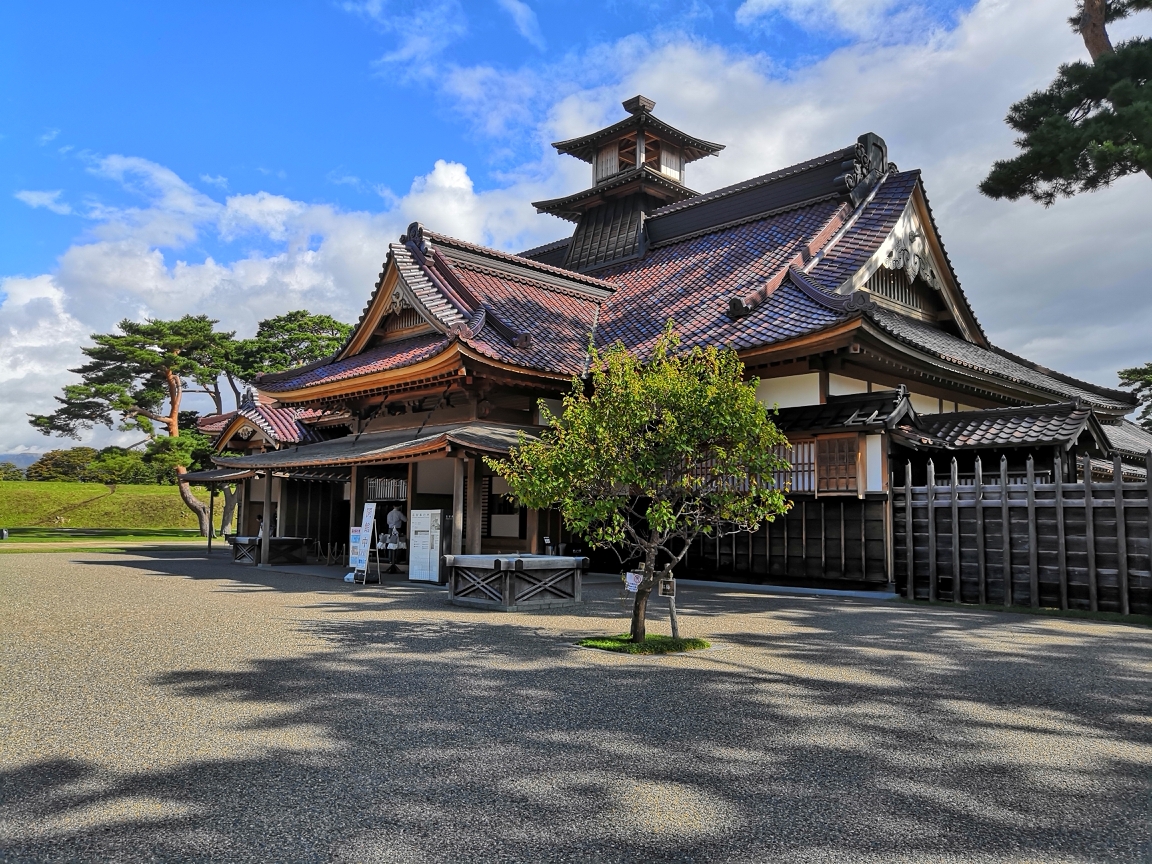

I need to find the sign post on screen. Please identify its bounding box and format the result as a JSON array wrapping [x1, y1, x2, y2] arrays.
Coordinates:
[[351, 502, 380, 584]]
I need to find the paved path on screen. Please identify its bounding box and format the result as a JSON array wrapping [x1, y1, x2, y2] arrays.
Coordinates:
[[1, 551, 1150, 863]]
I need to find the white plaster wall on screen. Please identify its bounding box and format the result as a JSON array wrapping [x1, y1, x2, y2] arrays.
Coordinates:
[[865, 434, 884, 491], [756, 373, 821, 409], [828, 373, 868, 396], [909, 393, 939, 415]]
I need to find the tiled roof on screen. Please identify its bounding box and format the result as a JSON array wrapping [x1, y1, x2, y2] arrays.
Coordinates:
[[772, 390, 910, 434], [904, 403, 1094, 449], [214, 423, 539, 469], [865, 307, 1133, 411], [806, 171, 918, 291], [196, 413, 233, 435], [259, 333, 449, 393], [1103, 420, 1152, 459], [595, 198, 850, 358], [244, 404, 323, 445], [443, 257, 600, 377]]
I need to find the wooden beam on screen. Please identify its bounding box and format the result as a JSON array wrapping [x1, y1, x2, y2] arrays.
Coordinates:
[[1114, 454, 1129, 616], [1083, 453, 1097, 612]]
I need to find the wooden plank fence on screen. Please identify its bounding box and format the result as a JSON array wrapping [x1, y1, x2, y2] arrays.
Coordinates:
[[893, 453, 1152, 615]]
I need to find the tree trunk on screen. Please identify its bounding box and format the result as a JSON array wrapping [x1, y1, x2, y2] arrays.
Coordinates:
[[175, 466, 211, 537], [220, 484, 240, 535], [629, 552, 658, 642], [1080, 0, 1113, 60]]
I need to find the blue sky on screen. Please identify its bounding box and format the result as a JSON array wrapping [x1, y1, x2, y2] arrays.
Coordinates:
[[2, 0, 1150, 452]]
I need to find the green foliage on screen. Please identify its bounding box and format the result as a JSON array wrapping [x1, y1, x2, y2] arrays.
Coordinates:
[[145, 429, 215, 481], [578, 633, 711, 654], [28, 315, 233, 439], [79, 448, 161, 486], [26, 448, 99, 481], [0, 462, 26, 481], [230, 310, 352, 382], [981, 37, 1152, 204], [490, 323, 790, 588], [1118, 361, 1152, 430], [1069, 0, 1152, 30], [0, 481, 211, 529]]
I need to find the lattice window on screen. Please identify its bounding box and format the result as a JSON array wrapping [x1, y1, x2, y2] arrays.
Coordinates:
[[773, 440, 815, 493], [365, 477, 407, 501], [817, 436, 859, 494], [866, 267, 921, 310], [384, 308, 424, 333]]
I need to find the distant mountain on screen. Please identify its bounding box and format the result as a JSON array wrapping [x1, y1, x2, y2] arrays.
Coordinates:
[[0, 454, 40, 469]]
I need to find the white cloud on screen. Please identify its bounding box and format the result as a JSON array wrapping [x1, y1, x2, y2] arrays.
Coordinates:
[[345, 0, 467, 71], [14, 190, 73, 216], [38, 128, 60, 145], [735, 0, 936, 39], [498, 0, 546, 49], [199, 174, 228, 189]]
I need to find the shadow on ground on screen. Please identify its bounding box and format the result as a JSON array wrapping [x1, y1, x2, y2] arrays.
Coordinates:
[[2, 552, 1151, 863]]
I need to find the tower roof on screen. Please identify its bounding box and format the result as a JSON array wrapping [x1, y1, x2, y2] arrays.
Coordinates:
[[550, 95, 724, 164]]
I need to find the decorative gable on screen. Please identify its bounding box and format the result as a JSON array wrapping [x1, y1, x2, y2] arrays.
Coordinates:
[[832, 188, 985, 345]]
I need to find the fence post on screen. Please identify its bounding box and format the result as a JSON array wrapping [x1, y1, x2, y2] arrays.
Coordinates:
[[927, 459, 937, 602], [905, 461, 914, 600], [1054, 455, 1068, 610], [1083, 453, 1098, 613], [975, 456, 986, 605], [1026, 456, 1039, 608], [1001, 456, 1011, 608], [1113, 454, 1129, 616], [951, 458, 961, 603]]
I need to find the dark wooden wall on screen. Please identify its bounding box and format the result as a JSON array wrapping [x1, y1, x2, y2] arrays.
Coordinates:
[[893, 454, 1152, 615], [679, 494, 890, 586], [280, 480, 349, 548]]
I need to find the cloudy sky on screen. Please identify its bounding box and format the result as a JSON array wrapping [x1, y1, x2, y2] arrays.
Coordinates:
[[2, 0, 1150, 454]]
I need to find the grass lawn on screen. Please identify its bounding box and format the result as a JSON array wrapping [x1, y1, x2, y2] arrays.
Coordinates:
[[578, 633, 711, 654], [0, 481, 220, 530]]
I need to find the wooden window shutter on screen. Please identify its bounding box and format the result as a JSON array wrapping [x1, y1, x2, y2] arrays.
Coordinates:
[[816, 435, 859, 494]]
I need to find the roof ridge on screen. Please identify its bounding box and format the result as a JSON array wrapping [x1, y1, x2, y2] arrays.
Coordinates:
[[422, 229, 618, 290], [517, 236, 571, 258], [989, 344, 1133, 402], [648, 144, 857, 219]]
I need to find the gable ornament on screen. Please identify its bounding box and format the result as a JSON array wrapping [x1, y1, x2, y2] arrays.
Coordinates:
[[883, 228, 940, 290]]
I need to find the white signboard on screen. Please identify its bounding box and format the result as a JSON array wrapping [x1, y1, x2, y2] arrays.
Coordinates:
[[349, 527, 366, 570], [409, 509, 442, 583]]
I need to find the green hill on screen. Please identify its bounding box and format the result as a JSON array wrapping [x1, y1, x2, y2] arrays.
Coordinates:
[[0, 481, 215, 530]]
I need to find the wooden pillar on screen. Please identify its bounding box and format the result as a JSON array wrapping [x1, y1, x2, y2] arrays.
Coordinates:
[[1083, 453, 1098, 612], [260, 471, 272, 567], [349, 466, 359, 535], [1000, 456, 1011, 606], [1054, 455, 1068, 610], [452, 457, 465, 555], [466, 458, 482, 554], [950, 457, 960, 603], [207, 487, 214, 553], [1026, 456, 1038, 608], [526, 509, 540, 555], [927, 459, 937, 601], [975, 457, 987, 605], [1114, 454, 1129, 615], [904, 461, 913, 600]]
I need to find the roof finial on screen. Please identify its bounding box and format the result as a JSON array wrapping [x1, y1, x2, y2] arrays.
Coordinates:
[[622, 95, 655, 115]]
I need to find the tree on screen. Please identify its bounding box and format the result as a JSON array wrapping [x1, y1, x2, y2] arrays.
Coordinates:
[[230, 310, 352, 390], [26, 448, 99, 481], [1119, 361, 1152, 430], [79, 447, 161, 487], [0, 462, 25, 481], [28, 316, 233, 535], [981, 0, 1152, 205], [490, 325, 791, 643]]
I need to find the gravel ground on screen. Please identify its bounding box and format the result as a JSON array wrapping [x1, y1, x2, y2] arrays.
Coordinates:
[[1, 551, 1150, 863]]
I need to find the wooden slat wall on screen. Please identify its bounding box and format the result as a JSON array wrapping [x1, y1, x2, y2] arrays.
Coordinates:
[[893, 453, 1152, 615], [682, 495, 889, 584]]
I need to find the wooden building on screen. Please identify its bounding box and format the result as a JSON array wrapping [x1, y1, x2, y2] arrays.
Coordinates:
[[210, 96, 1151, 589]]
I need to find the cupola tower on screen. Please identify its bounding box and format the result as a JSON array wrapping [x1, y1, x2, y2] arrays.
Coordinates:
[[532, 96, 724, 272]]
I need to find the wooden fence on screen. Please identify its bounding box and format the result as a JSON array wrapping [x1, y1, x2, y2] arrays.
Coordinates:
[[893, 453, 1152, 615]]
